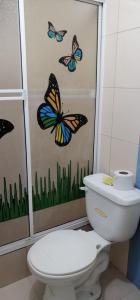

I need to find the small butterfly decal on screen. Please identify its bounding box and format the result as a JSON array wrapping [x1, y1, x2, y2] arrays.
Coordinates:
[[59, 35, 83, 72], [37, 74, 88, 147], [48, 21, 67, 42], [0, 119, 14, 139]]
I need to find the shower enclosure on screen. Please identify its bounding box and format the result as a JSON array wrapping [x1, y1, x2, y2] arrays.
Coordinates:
[[0, 0, 103, 254]]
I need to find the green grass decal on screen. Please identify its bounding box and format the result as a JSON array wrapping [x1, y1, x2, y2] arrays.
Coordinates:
[[0, 175, 28, 222], [32, 160, 90, 211], [0, 160, 90, 222]]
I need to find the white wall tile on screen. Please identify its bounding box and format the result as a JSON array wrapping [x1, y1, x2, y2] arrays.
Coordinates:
[[100, 0, 140, 277], [119, 0, 140, 32], [103, 34, 118, 87], [101, 88, 114, 136], [110, 138, 138, 175], [104, 0, 120, 35], [115, 28, 140, 88], [99, 135, 111, 174], [112, 88, 140, 144]]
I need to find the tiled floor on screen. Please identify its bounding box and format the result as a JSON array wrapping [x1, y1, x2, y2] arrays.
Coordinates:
[[0, 265, 140, 300], [100, 265, 140, 300]]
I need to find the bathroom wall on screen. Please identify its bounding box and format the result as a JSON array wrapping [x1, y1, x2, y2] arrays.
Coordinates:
[[2, 0, 140, 289], [99, 0, 140, 286]]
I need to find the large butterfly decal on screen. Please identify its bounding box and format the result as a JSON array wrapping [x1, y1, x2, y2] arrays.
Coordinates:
[[59, 35, 83, 72], [48, 21, 67, 42], [37, 74, 88, 147], [0, 119, 14, 139]]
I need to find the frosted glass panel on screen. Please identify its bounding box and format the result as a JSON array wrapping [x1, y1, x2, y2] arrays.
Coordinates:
[[25, 0, 97, 91], [0, 101, 29, 246], [24, 0, 97, 232], [0, 0, 22, 89]]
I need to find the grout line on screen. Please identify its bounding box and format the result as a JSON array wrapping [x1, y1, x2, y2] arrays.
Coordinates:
[[103, 87, 140, 90], [118, 25, 140, 35], [116, 0, 121, 34], [104, 0, 120, 173], [101, 134, 139, 147], [103, 32, 118, 37], [101, 0, 119, 174], [108, 36, 119, 173], [111, 137, 139, 147], [102, 0, 121, 174], [104, 26, 140, 38]]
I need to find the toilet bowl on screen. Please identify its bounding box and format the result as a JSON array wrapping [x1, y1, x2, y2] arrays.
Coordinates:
[[28, 173, 140, 300], [27, 229, 110, 300]]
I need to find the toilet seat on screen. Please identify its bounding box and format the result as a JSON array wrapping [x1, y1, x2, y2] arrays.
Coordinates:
[[27, 229, 109, 277]]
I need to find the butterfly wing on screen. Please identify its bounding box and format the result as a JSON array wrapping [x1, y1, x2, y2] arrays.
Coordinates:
[[74, 48, 83, 62], [55, 122, 72, 146], [56, 30, 67, 42], [0, 119, 14, 139], [44, 73, 61, 113], [72, 35, 79, 53], [37, 73, 61, 130], [55, 114, 88, 146], [63, 114, 88, 133], [59, 56, 76, 72], [59, 35, 82, 72], [48, 22, 67, 41], [37, 103, 58, 130], [59, 56, 71, 67], [67, 59, 77, 72], [48, 21, 56, 39], [37, 74, 88, 146], [72, 35, 83, 62]]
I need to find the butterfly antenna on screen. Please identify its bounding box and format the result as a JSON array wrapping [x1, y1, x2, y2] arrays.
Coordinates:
[[62, 102, 69, 114], [61, 102, 65, 112]]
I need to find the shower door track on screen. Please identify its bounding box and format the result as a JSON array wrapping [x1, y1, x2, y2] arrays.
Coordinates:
[[75, 0, 104, 5], [0, 0, 104, 255]]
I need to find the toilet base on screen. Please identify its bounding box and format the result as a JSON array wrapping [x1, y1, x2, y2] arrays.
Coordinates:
[[42, 250, 109, 300], [43, 285, 77, 300], [43, 280, 101, 300], [76, 283, 101, 300]]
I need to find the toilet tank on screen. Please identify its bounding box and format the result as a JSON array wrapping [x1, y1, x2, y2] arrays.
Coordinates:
[[83, 174, 140, 242]]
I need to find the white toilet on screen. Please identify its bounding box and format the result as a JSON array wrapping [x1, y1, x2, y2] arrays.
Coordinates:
[[27, 173, 140, 300]]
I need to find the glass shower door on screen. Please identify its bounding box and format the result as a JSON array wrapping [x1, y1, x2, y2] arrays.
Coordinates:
[[24, 0, 98, 233], [0, 0, 29, 246]]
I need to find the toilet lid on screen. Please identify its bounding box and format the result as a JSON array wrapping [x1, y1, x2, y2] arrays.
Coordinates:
[[28, 230, 98, 276]]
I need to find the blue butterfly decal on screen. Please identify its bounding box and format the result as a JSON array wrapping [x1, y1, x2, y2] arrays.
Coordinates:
[[37, 74, 88, 147], [0, 119, 14, 139], [59, 35, 83, 72], [48, 21, 67, 42]]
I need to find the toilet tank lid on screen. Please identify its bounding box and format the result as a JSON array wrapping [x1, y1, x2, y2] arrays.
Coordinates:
[[83, 173, 140, 206]]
